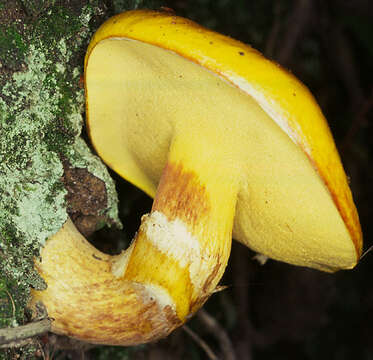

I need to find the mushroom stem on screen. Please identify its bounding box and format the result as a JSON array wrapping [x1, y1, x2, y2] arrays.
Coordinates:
[[30, 137, 239, 345]]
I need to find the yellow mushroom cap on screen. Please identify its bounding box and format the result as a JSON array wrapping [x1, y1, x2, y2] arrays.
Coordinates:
[[85, 9, 362, 272]]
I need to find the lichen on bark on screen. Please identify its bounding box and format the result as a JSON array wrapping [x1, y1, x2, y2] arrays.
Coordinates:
[[0, 1, 121, 356]]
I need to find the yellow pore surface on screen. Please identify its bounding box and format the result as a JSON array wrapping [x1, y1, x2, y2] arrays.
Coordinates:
[[85, 11, 362, 270]]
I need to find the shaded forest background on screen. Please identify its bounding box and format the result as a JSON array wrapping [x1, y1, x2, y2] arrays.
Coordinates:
[[2, 0, 373, 359]]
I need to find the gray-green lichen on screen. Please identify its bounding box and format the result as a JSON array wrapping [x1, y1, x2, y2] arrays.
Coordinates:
[[0, 0, 120, 344]]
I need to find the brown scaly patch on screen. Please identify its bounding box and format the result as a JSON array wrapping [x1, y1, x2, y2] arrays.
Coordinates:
[[152, 162, 210, 229], [49, 284, 179, 345], [163, 305, 182, 327]]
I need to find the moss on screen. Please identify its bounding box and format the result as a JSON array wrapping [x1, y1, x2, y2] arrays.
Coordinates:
[[0, 280, 15, 328], [21, 0, 57, 16], [0, 346, 38, 360], [0, 24, 28, 69], [112, 0, 162, 12], [0, 1, 120, 355], [32, 6, 81, 49]]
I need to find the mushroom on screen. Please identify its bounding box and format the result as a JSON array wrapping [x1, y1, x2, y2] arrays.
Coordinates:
[[30, 10, 363, 345]]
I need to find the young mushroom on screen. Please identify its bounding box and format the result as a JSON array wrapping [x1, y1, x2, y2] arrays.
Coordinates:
[[30, 10, 363, 345]]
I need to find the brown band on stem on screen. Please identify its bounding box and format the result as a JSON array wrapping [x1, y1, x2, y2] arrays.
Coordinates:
[[152, 162, 211, 229], [124, 161, 215, 320]]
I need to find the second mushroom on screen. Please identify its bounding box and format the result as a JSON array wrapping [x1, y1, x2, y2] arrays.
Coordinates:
[[30, 10, 362, 345]]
